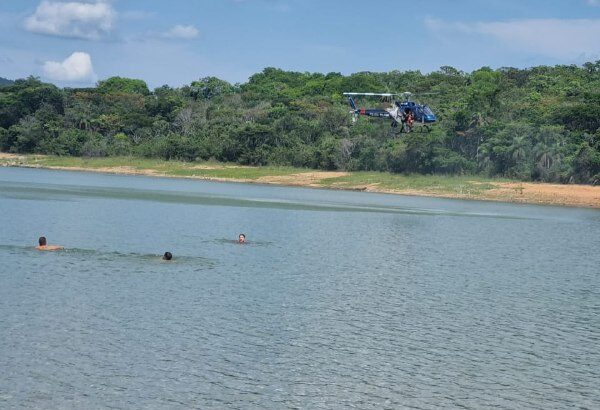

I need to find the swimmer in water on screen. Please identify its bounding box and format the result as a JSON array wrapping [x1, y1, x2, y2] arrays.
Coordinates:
[[35, 236, 63, 251], [238, 233, 246, 244], [162, 251, 172, 261]]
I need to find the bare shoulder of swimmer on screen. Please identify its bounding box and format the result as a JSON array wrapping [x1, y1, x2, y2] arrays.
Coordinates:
[[36, 245, 64, 251], [36, 237, 63, 251]]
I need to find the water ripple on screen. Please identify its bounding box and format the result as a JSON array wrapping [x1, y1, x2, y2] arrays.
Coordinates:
[[1, 169, 599, 409]]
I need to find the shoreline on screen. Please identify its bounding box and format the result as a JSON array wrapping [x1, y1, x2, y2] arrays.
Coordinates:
[[1, 153, 599, 209]]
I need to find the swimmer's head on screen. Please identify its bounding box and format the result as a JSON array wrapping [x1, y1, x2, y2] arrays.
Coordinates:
[[238, 234, 246, 243], [38, 236, 47, 246], [163, 251, 172, 261]]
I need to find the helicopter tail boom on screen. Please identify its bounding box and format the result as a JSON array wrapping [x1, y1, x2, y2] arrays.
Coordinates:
[[357, 109, 391, 119]]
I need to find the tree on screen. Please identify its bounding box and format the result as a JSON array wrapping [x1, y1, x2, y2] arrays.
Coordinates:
[[9, 115, 45, 153], [0, 127, 9, 151], [467, 67, 502, 113], [97, 77, 150, 95], [190, 77, 235, 100], [0, 76, 63, 128]]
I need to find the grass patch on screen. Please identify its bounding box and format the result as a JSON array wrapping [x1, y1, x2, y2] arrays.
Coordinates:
[[2, 154, 512, 196], [166, 165, 301, 180], [10, 155, 305, 180], [27, 155, 169, 169], [319, 172, 507, 196]]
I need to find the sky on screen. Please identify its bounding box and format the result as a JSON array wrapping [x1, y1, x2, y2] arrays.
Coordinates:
[[0, 0, 599, 88]]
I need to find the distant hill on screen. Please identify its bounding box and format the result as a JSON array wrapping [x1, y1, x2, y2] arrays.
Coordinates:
[[0, 77, 13, 86]]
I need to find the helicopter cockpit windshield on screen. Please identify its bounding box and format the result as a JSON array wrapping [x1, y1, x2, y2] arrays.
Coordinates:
[[423, 106, 434, 116]]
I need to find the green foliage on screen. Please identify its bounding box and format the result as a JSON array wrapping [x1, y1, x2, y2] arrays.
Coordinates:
[[556, 92, 600, 133], [0, 76, 63, 129], [1, 62, 600, 183], [81, 133, 108, 157], [467, 67, 502, 112], [190, 77, 236, 100], [0, 127, 9, 151], [37, 129, 91, 156], [9, 116, 45, 153], [381, 139, 408, 173], [97, 77, 150, 95], [109, 132, 133, 156]]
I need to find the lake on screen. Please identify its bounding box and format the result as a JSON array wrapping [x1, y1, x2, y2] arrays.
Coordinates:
[[1, 167, 599, 409]]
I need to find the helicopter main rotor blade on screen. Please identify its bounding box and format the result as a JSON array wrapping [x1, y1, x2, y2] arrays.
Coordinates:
[[343, 92, 400, 97]]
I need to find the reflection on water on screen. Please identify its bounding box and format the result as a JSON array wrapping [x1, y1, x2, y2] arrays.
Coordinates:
[[0, 179, 533, 219], [1, 167, 599, 409]]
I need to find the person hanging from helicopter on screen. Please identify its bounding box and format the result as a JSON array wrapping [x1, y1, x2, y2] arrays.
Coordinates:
[[403, 108, 415, 131]]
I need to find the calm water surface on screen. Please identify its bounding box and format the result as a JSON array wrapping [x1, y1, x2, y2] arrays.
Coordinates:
[[1, 167, 599, 409]]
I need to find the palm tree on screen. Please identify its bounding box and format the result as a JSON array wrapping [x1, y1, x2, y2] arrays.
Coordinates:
[[534, 126, 564, 174], [476, 143, 494, 171], [534, 141, 554, 170], [511, 135, 529, 163]]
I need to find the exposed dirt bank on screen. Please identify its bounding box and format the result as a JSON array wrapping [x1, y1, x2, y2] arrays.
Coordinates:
[[1, 153, 598, 208]]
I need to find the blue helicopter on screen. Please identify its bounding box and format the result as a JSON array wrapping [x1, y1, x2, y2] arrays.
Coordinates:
[[343, 92, 437, 132]]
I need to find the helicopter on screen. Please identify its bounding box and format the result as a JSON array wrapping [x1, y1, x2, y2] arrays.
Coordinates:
[[343, 92, 437, 133]]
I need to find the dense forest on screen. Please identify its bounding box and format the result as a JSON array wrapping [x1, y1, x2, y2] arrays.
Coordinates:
[[1, 63, 599, 183]]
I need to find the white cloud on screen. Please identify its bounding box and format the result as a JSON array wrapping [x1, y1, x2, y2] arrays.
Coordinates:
[[25, 1, 116, 40], [43, 51, 96, 82], [162, 25, 199, 39], [425, 17, 600, 60]]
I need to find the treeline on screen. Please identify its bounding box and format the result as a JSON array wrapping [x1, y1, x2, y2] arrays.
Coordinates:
[[1, 63, 600, 183]]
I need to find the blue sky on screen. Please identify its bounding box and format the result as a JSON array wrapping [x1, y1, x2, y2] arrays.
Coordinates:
[[1, 0, 599, 88]]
